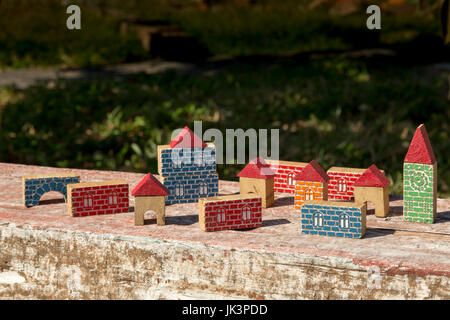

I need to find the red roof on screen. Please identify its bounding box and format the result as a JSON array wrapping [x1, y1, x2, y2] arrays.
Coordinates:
[[404, 124, 435, 164], [237, 157, 276, 180], [169, 126, 207, 149], [131, 173, 170, 196], [354, 164, 390, 187], [294, 160, 329, 183]]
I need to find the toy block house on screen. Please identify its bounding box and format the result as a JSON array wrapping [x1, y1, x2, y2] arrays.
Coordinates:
[[237, 157, 276, 208], [265, 159, 308, 194], [326, 167, 369, 201], [67, 181, 129, 217], [403, 124, 437, 223], [301, 200, 367, 238], [131, 173, 170, 226], [198, 194, 263, 232], [354, 164, 390, 218], [157, 126, 219, 205], [294, 160, 329, 209]]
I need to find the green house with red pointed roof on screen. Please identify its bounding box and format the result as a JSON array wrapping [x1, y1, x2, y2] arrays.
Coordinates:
[[403, 124, 437, 223]]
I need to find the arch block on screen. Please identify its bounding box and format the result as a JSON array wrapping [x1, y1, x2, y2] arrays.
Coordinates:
[[23, 173, 80, 207], [354, 186, 389, 218]]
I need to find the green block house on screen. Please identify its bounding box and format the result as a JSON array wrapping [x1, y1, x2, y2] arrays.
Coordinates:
[[403, 124, 437, 223]]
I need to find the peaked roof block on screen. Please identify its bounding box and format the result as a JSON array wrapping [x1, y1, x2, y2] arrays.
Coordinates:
[[404, 124, 436, 164], [354, 164, 390, 188], [237, 157, 276, 180], [294, 160, 329, 183], [170, 126, 207, 149], [131, 173, 170, 196]]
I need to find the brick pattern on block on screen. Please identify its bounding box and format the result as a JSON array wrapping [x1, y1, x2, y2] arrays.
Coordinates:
[[68, 183, 129, 217], [403, 163, 435, 223], [201, 197, 262, 232], [163, 173, 219, 205], [268, 163, 305, 194], [294, 181, 324, 209], [160, 146, 219, 204], [24, 176, 80, 207], [301, 203, 365, 238], [327, 171, 362, 201]]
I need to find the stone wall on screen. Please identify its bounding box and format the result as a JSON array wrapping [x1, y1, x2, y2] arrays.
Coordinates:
[[0, 222, 448, 299]]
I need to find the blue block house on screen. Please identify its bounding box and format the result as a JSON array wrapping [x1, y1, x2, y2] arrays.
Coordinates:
[[300, 200, 367, 238], [157, 126, 219, 205]]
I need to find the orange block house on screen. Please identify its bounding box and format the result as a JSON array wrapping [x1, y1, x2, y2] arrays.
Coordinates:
[[294, 160, 330, 210]]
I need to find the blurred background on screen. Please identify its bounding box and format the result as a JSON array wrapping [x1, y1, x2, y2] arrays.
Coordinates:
[[0, 0, 449, 196]]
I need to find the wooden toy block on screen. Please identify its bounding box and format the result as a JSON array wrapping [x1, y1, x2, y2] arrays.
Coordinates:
[[170, 126, 207, 149], [301, 200, 367, 238], [294, 160, 329, 209], [403, 124, 437, 224], [157, 127, 218, 205], [22, 173, 80, 207], [237, 157, 275, 208], [265, 159, 308, 194], [354, 164, 390, 218], [327, 167, 374, 201], [131, 173, 170, 226], [198, 194, 262, 232], [67, 181, 129, 217]]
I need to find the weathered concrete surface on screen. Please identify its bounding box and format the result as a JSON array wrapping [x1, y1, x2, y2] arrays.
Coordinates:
[[0, 163, 449, 299]]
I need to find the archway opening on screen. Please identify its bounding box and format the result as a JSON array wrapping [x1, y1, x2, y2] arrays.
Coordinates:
[[38, 191, 65, 205], [143, 210, 158, 225], [366, 201, 376, 215]]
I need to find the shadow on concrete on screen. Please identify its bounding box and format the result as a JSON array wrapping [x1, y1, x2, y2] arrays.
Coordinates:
[[435, 211, 450, 224], [364, 227, 396, 239], [38, 198, 66, 205], [388, 205, 403, 217], [165, 214, 198, 226], [261, 218, 291, 228], [272, 196, 294, 208]]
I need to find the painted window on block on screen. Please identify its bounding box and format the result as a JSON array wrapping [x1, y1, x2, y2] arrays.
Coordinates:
[[287, 172, 296, 186], [305, 188, 314, 201], [108, 193, 118, 205], [83, 193, 93, 207], [338, 178, 347, 192], [217, 207, 226, 223], [199, 182, 208, 197], [313, 213, 323, 227], [175, 183, 184, 197], [242, 205, 252, 220], [339, 214, 349, 228]]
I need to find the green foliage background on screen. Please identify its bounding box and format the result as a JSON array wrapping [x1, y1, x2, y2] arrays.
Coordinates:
[[0, 0, 449, 196]]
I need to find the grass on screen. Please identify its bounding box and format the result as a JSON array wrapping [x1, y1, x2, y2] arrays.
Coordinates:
[[0, 0, 444, 68], [0, 58, 449, 196]]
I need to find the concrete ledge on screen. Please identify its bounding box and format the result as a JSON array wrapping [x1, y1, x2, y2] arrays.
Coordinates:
[[0, 163, 449, 299]]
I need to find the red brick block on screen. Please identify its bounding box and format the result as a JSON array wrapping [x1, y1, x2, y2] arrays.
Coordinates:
[[67, 181, 129, 217], [199, 194, 263, 232]]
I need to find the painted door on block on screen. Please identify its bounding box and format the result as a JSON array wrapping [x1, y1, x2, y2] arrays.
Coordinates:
[[217, 207, 227, 224], [241, 205, 252, 220]]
